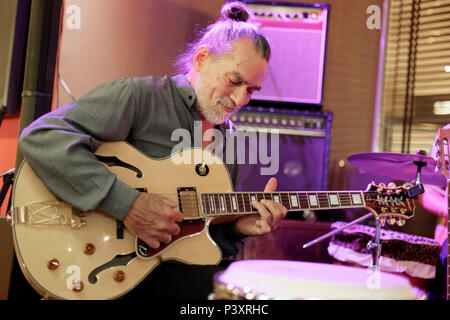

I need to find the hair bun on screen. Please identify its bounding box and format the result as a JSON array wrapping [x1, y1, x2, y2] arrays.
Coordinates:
[[221, 2, 249, 22]]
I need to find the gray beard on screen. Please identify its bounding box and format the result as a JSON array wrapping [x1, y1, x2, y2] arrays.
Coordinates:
[[194, 76, 234, 125]]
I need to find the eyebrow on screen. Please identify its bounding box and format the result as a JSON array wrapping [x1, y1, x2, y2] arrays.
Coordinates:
[[231, 72, 262, 91]]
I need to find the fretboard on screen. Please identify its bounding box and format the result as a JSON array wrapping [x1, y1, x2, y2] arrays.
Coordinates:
[[200, 191, 366, 216]]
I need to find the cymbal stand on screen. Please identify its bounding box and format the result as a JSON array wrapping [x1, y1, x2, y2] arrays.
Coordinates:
[[302, 212, 383, 270]]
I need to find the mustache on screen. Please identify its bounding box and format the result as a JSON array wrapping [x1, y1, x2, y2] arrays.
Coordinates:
[[216, 97, 235, 109]]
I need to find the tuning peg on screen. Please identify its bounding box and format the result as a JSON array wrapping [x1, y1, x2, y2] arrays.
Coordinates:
[[377, 183, 386, 193], [396, 218, 406, 226], [387, 217, 396, 225], [387, 182, 397, 188]]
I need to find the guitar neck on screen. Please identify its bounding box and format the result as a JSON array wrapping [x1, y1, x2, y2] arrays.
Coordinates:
[[200, 190, 367, 216]]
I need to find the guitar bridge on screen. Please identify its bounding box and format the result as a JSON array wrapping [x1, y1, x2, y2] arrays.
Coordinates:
[[177, 187, 201, 219]]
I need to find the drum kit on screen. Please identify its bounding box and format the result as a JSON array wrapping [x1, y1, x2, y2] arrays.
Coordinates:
[[211, 149, 447, 300]]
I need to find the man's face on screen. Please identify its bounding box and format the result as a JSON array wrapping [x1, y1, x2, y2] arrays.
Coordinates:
[[194, 39, 268, 124]]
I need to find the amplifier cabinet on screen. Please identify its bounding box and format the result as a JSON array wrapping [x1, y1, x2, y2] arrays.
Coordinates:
[[231, 106, 333, 192], [245, 1, 330, 105]]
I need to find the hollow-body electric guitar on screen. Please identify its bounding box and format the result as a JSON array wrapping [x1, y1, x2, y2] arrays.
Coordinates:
[[11, 141, 418, 300]]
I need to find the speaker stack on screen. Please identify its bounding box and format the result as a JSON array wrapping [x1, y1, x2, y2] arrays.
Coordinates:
[[235, 1, 332, 197]]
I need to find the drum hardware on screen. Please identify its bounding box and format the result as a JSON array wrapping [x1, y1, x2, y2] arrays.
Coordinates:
[[303, 212, 384, 270], [303, 150, 435, 271], [347, 149, 446, 188]]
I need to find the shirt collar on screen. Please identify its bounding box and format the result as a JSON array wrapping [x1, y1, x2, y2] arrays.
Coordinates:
[[171, 74, 196, 108]]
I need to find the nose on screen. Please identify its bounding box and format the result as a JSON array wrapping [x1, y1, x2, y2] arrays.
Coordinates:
[[230, 86, 250, 108]]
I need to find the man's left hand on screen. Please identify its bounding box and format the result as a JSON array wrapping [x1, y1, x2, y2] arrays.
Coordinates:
[[235, 177, 288, 236]]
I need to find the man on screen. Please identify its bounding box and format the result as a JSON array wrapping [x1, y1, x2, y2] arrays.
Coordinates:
[[17, 2, 287, 299]]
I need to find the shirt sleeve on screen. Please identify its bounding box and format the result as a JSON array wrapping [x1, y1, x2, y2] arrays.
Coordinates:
[[18, 78, 143, 220]]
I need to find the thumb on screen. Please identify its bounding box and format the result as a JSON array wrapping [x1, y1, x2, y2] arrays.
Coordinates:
[[264, 177, 277, 192]]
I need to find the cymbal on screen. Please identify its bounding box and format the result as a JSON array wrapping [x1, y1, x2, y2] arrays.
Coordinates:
[[347, 152, 447, 188]]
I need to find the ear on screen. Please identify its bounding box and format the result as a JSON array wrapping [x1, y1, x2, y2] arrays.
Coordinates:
[[193, 46, 210, 72]]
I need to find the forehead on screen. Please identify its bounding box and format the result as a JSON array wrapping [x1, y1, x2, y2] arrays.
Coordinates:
[[214, 39, 268, 81]]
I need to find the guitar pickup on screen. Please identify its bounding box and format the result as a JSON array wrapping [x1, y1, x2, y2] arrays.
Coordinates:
[[136, 188, 147, 193]]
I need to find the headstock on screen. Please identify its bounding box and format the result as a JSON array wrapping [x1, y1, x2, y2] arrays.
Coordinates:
[[433, 127, 450, 180], [363, 182, 417, 226]]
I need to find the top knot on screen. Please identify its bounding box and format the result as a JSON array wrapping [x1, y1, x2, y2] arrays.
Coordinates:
[[221, 1, 249, 22]]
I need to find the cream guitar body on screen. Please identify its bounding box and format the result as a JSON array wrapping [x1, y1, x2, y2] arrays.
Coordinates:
[[11, 142, 228, 300]]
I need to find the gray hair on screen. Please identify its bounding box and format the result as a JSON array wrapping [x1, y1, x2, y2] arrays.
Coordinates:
[[173, 1, 270, 75]]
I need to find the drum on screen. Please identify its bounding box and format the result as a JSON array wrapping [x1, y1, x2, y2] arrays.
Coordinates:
[[211, 260, 415, 300], [327, 222, 443, 299]]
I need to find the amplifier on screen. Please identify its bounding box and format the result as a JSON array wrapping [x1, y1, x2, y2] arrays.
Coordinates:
[[231, 106, 333, 192], [245, 1, 330, 106]]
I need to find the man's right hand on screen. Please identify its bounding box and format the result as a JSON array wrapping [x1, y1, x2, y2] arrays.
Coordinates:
[[123, 193, 184, 249]]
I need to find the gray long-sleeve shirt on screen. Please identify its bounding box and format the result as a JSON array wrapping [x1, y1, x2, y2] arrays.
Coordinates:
[[18, 74, 243, 256]]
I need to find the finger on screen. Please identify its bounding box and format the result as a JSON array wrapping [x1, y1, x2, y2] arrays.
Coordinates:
[[264, 177, 278, 192], [251, 200, 272, 232], [260, 199, 287, 226], [146, 229, 173, 245], [163, 209, 184, 223], [154, 219, 181, 235], [142, 237, 161, 249]]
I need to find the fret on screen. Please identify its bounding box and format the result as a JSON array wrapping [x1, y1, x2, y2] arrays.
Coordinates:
[[225, 194, 232, 213], [240, 193, 247, 213], [298, 194, 309, 209], [214, 194, 221, 214], [317, 192, 330, 208], [280, 193, 291, 210], [202, 194, 210, 215], [338, 193, 352, 206], [263, 193, 272, 201], [244, 193, 252, 213]]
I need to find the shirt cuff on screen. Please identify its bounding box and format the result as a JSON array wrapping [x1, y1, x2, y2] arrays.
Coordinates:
[[97, 178, 140, 220]]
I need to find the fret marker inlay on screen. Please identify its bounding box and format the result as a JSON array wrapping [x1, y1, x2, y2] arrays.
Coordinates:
[[308, 195, 318, 206], [352, 194, 362, 205], [329, 194, 339, 206]]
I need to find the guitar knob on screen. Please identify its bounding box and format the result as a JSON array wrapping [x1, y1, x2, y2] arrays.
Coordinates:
[[380, 207, 387, 213], [387, 217, 396, 225], [396, 218, 406, 226], [47, 259, 59, 270], [113, 270, 126, 282], [379, 217, 386, 226], [400, 208, 407, 214], [72, 281, 84, 292], [84, 243, 95, 255]]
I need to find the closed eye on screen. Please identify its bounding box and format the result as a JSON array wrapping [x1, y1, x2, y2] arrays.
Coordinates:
[[229, 78, 241, 86]]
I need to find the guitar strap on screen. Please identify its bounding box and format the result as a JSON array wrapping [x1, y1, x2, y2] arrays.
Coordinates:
[[0, 170, 14, 212]]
